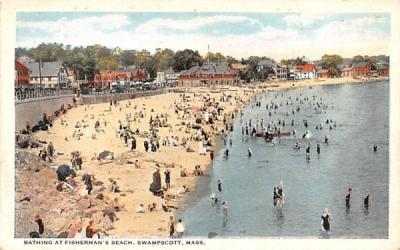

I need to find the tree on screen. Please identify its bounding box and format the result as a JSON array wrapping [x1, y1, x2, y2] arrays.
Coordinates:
[[321, 54, 343, 77], [96, 56, 121, 71], [141, 56, 157, 78], [32, 42, 65, 61], [120, 50, 136, 66], [154, 48, 175, 72], [173, 49, 202, 71], [204, 51, 225, 63], [352, 55, 365, 63]]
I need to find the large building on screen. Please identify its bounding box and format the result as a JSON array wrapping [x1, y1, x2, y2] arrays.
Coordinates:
[[296, 63, 317, 79], [94, 71, 129, 89], [93, 67, 148, 88], [15, 60, 31, 87], [270, 64, 288, 80], [178, 63, 240, 87], [351, 61, 371, 76], [27, 61, 69, 88]]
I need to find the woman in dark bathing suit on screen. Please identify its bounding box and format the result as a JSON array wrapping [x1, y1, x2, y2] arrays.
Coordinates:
[[321, 208, 332, 232]]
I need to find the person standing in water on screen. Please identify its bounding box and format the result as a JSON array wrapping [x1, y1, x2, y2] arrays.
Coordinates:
[[222, 201, 229, 228], [321, 208, 332, 232], [364, 191, 370, 209], [217, 179, 223, 192], [168, 216, 175, 238], [248, 148, 253, 157], [306, 143, 311, 161], [275, 181, 285, 207], [317, 144, 321, 156], [175, 219, 185, 238], [324, 134, 329, 145], [345, 188, 352, 208]]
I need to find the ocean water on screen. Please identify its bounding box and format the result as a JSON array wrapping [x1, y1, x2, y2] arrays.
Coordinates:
[[178, 81, 389, 238]]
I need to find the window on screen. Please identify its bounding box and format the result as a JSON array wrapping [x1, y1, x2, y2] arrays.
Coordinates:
[[48, 77, 51, 81]]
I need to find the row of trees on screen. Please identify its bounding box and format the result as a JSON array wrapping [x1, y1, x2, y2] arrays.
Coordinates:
[[16, 43, 389, 81], [16, 43, 207, 80]]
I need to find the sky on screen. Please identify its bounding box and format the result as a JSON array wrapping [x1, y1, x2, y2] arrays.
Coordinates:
[[16, 12, 390, 60]]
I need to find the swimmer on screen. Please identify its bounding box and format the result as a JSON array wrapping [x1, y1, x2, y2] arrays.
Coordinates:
[[364, 192, 370, 209], [345, 188, 352, 208], [275, 181, 284, 207], [217, 179, 223, 192], [321, 208, 332, 233], [248, 148, 253, 157]]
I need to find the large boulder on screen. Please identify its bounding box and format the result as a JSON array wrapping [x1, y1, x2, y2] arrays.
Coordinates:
[[56, 164, 75, 182], [15, 151, 49, 170]]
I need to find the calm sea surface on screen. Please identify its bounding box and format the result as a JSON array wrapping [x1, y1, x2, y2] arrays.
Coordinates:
[[178, 81, 389, 238]]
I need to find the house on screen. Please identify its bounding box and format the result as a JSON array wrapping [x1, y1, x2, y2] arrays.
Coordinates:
[[351, 61, 371, 76], [341, 67, 353, 78], [317, 69, 331, 78], [257, 59, 274, 72], [156, 72, 166, 83], [296, 63, 317, 79], [67, 69, 77, 88], [27, 61, 69, 88], [178, 63, 240, 87], [270, 64, 287, 80], [15, 60, 31, 87], [94, 67, 148, 88], [164, 67, 179, 86], [375, 62, 389, 77], [287, 66, 298, 80], [94, 70, 131, 89], [121, 66, 148, 82]]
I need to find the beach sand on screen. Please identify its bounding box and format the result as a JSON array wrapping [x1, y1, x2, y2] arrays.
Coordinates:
[[15, 76, 388, 237]]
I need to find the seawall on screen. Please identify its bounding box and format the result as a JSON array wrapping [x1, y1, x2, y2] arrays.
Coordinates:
[[15, 89, 168, 132], [15, 95, 76, 132]]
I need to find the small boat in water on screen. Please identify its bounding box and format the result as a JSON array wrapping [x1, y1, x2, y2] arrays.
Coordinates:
[[256, 130, 292, 140]]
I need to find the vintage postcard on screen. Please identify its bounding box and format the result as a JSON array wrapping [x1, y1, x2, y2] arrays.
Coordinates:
[[1, 0, 400, 250]]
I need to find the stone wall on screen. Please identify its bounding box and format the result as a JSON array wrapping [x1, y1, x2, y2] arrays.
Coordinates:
[[80, 89, 166, 104], [15, 95, 76, 132], [15, 89, 168, 132]]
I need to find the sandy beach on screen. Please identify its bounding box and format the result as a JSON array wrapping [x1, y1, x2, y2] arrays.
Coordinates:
[[15, 76, 388, 238]]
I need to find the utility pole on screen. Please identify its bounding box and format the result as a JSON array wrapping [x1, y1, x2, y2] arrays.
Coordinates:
[[39, 60, 42, 88]]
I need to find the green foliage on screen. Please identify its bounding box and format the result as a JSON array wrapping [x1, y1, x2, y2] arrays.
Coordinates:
[[204, 52, 225, 63], [321, 54, 343, 77], [154, 48, 175, 72], [120, 50, 136, 66], [281, 57, 306, 66], [352, 55, 365, 63], [173, 49, 203, 71], [96, 56, 121, 71]]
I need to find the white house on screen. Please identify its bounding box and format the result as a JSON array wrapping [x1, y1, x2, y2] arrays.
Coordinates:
[[295, 63, 317, 79], [27, 61, 69, 88]]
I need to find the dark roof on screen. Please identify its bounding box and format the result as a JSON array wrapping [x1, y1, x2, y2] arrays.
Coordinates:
[[351, 61, 369, 68], [27, 61, 66, 77], [180, 63, 237, 76], [257, 59, 274, 67]]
